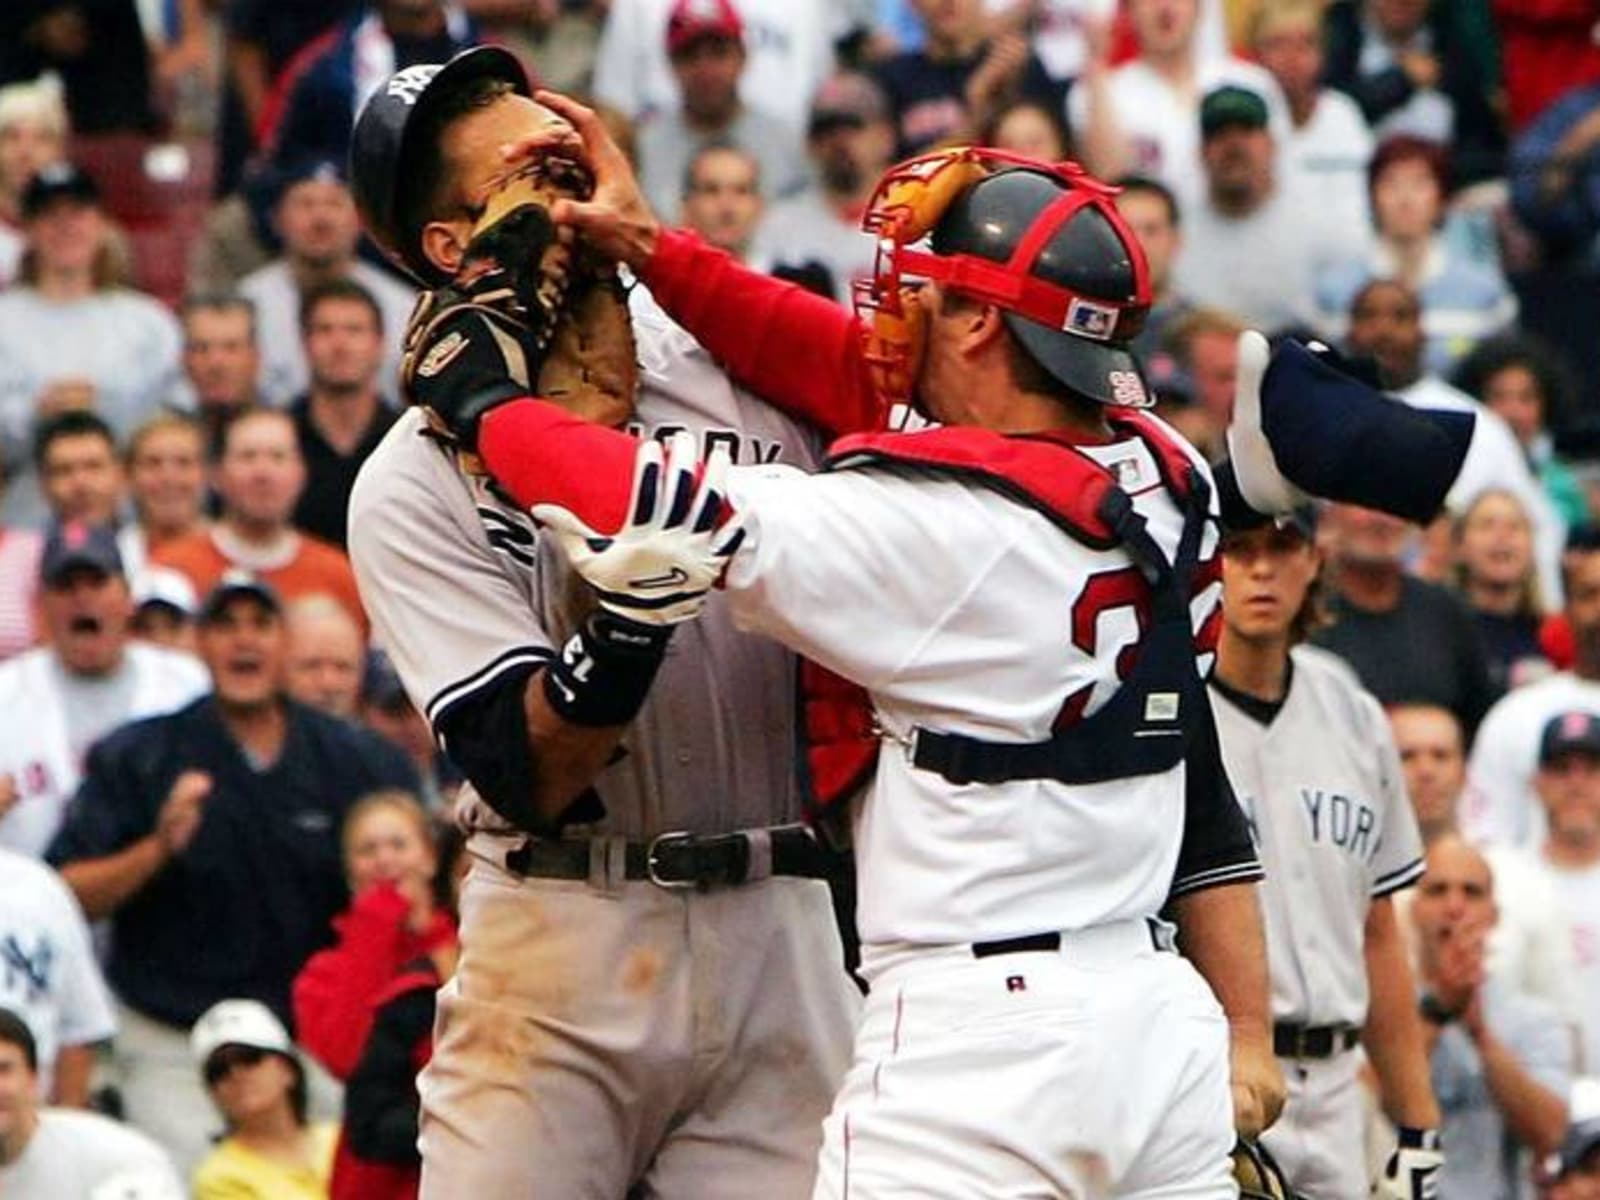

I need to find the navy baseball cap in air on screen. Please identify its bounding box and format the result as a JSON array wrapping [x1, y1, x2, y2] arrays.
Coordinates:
[[41, 521, 124, 585], [1538, 711, 1600, 765], [22, 161, 100, 218], [1200, 86, 1269, 140], [198, 570, 282, 623]]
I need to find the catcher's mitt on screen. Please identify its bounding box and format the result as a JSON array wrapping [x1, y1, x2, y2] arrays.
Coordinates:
[[1232, 1137, 1299, 1200], [400, 151, 638, 460]]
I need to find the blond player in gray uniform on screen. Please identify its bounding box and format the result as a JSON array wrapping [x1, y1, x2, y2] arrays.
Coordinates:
[[1208, 504, 1443, 1199], [344, 49, 859, 1198]]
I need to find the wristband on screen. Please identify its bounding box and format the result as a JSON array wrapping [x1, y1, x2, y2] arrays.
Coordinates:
[[1397, 1127, 1441, 1152], [542, 611, 673, 727], [1418, 994, 1457, 1026]]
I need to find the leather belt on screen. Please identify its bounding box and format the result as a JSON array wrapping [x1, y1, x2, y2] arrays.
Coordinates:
[[973, 918, 1175, 959], [503, 825, 835, 890], [1273, 1022, 1361, 1059]]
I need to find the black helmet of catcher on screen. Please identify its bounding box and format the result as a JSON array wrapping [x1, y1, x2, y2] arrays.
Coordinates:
[[930, 166, 1153, 408], [349, 45, 531, 285]]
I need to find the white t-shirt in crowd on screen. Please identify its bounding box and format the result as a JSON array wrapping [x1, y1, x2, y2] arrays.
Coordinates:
[[1527, 854, 1600, 1075], [0, 1108, 184, 1199], [1281, 89, 1374, 262]]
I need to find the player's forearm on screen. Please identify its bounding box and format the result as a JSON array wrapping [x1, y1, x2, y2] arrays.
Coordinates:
[[523, 671, 630, 825], [51, 1044, 94, 1107], [1363, 898, 1442, 1129], [642, 229, 879, 437], [60, 835, 169, 920], [1476, 1031, 1569, 1154], [1172, 881, 1272, 1038]]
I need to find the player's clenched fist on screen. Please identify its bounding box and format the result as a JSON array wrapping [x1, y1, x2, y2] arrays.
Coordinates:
[[156, 769, 212, 856], [1229, 1033, 1287, 1138]]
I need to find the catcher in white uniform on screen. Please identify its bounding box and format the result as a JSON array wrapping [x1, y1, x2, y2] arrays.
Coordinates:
[[1208, 502, 1443, 1199]]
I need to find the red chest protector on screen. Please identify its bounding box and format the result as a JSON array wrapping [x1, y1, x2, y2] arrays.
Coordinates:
[[799, 410, 1216, 821]]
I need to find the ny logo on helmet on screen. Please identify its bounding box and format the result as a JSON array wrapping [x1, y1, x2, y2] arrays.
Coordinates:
[[387, 66, 441, 106]]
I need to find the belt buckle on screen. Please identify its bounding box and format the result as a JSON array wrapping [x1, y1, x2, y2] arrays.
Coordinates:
[[646, 831, 699, 890]]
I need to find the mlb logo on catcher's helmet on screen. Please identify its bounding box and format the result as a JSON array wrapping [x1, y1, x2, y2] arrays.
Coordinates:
[[1064, 297, 1118, 342]]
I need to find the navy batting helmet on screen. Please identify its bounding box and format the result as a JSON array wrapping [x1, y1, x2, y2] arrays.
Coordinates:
[[349, 45, 530, 285], [930, 167, 1153, 408]]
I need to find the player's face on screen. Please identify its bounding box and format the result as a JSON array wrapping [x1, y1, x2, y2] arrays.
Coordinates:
[[1482, 364, 1543, 447], [1254, 15, 1321, 101], [1129, 0, 1198, 57], [1389, 705, 1465, 837], [129, 425, 206, 533], [0, 1041, 37, 1141], [345, 804, 436, 894], [42, 433, 124, 528], [276, 177, 360, 269], [1538, 751, 1600, 847], [199, 598, 286, 710], [1372, 158, 1441, 244], [1220, 525, 1319, 643], [1455, 491, 1533, 593], [1115, 190, 1179, 294], [215, 412, 306, 528], [183, 308, 260, 410], [1412, 838, 1495, 952], [284, 612, 364, 718], [1346, 282, 1424, 388], [680, 149, 763, 256], [670, 37, 745, 124], [303, 297, 384, 394]]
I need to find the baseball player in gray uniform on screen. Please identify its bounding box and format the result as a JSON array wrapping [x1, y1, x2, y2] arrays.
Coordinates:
[[344, 50, 859, 1197], [1208, 503, 1443, 1199]]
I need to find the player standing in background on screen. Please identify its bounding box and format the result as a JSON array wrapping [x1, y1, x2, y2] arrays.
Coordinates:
[[1208, 503, 1443, 1198], [345, 48, 860, 1199]]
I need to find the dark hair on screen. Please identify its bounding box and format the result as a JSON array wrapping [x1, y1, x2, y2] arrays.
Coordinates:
[[398, 76, 518, 271], [1451, 333, 1577, 433], [1369, 135, 1451, 202], [1113, 174, 1181, 228], [0, 1008, 38, 1072], [682, 138, 759, 199], [33, 409, 117, 469], [299, 276, 382, 337], [182, 292, 258, 344]]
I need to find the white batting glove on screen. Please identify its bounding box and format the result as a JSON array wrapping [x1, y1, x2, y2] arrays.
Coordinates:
[[1379, 1128, 1443, 1200], [531, 431, 746, 626], [1225, 330, 1309, 517]]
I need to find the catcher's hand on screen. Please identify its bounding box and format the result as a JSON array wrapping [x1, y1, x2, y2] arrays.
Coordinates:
[[532, 431, 745, 626], [1380, 1128, 1443, 1200]]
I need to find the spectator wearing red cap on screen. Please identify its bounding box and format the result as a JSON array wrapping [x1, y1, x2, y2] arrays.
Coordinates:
[[635, 0, 809, 221]]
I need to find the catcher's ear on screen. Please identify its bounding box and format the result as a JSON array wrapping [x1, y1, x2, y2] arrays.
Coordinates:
[[421, 218, 473, 278]]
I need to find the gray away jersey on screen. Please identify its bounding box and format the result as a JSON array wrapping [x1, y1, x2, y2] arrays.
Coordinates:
[[349, 285, 822, 838]]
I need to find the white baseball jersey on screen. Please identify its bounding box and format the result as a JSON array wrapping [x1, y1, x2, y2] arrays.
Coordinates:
[[1465, 671, 1600, 849], [351, 285, 822, 838], [1531, 855, 1600, 1074], [1210, 646, 1425, 1026], [721, 425, 1231, 962]]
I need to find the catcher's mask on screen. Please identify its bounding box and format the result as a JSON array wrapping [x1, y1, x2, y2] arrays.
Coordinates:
[[1232, 1137, 1301, 1200], [854, 146, 1154, 416]]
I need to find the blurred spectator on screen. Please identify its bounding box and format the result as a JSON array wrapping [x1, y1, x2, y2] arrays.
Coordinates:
[[753, 70, 893, 306], [117, 412, 208, 583], [472, 0, 602, 96], [0, 164, 181, 530], [1391, 702, 1581, 1018], [873, 0, 1058, 158], [1249, 0, 1373, 259], [1492, 0, 1600, 136], [1070, 0, 1285, 209], [1315, 137, 1518, 374], [1116, 175, 1193, 364], [0, 78, 69, 288], [1454, 490, 1556, 693], [1412, 835, 1572, 1198], [1344, 279, 1563, 602], [594, 0, 846, 132], [0, 522, 206, 858], [291, 280, 398, 549], [1322, 0, 1505, 186], [1311, 501, 1496, 734], [636, 0, 807, 220], [1542, 1093, 1600, 1198], [0, 472, 42, 659], [0, 1008, 183, 1199], [239, 162, 413, 409], [0, 845, 114, 1105], [1159, 306, 1244, 459], [0, 0, 158, 135], [1526, 711, 1600, 1073], [129, 566, 198, 655], [985, 97, 1070, 160], [46, 574, 415, 1171], [178, 295, 265, 452], [1467, 532, 1600, 849], [284, 595, 365, 720], [190, 999, 338, 1200], [1509, 80, 1600, 261], [1172, 86, 1350, 333], [150, 408, 367, 632], [293, 790, 454, 1084], [1455, 334, 1589, 530], [360, 651, 459, 813], [679, 142, 765, 261], [259, 1, 475, 173], [34, 411, 124, 531]]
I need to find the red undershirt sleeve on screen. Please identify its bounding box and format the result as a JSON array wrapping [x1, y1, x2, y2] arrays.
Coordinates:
[[478, 399, 641, 531], [641, 229, 881, 438]]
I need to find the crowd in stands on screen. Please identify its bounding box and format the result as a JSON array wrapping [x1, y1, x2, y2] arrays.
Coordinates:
[[1, 0, 1600, 1196]]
